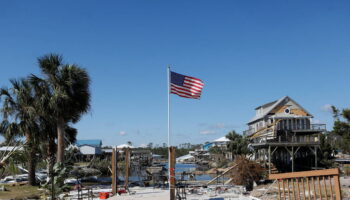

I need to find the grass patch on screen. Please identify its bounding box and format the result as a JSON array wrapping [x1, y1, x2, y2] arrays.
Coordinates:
[[0, 185, 45, 199]]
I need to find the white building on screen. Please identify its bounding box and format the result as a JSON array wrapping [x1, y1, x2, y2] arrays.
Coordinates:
[[79, 145, 102, 155], [76, 140, 102, 156], [213, 136, 230, 148]]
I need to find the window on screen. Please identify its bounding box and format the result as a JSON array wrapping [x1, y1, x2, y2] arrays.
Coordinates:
[[301, 119, 305, 129]]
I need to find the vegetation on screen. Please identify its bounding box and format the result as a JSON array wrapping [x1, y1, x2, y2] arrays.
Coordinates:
[[226, 130, 250, 158], [319, 132, 336, 168], [0, 53, 91, 191], [230, 156, 264, 191], [331, 106, 350, 154], [88, 158, 111, 176], [32, 54, 91, 163], [0, 185, 44, 199], [43, 162, 73, 196], [0, 79, 40, 185], [208, 146, 225, 155]]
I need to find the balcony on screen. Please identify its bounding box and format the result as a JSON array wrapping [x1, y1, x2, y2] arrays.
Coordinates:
[[245, 123, 326, 137], [250, 133, 321, 147], [292, 124, 326, 132]]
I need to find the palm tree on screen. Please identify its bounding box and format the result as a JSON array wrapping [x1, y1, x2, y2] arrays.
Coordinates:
[[33, 54, 90, 163], [226, 130, 249, 160], [0, 79, 39, 185], [37, 117, 78, 188]]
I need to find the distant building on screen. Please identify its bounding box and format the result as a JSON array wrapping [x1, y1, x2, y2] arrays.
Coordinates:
[[79, 145, 102, 155], [179, 143, 192, 149], [76, 140, 103, 160], [201, 136, 232, 161], [203, 136, 230, 151]]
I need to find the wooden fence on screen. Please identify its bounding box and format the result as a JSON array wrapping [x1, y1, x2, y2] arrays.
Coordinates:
[[268, 168, 342, 200]]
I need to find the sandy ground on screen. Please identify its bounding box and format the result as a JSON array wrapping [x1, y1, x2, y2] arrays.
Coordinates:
[[68, 186, 258, 200], [108, 188, 168, 200], [107, 187, 258, 200], [66, 176, 350, 199]]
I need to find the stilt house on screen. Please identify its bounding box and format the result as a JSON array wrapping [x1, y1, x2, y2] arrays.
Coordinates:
[[244, 96, 326, 173]]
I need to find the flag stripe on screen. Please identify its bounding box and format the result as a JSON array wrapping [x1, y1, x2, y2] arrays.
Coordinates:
[[172, 86, 201, 96], [171, 90, 200, 99], [171, 83, 202, 94], [171, 86, 201, 97], [185, 77, 204, 86], [171, 84, 201, 95], [184, 79, 204, 88], [185, 76, 202, 82], [183, 82, 203, 91]]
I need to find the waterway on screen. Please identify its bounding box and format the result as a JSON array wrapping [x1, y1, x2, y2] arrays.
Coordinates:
[[164, 163, 214, 181]]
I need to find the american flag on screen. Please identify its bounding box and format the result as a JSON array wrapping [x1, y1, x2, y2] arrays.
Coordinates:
[[170, 71, 204, 99]]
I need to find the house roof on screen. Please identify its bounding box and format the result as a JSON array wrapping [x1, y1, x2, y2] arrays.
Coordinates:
[[116, 144, 135, 149], [255, 100, 277, 110], [248, 96, 313, 124], [176, 154, 194, 162], [214, 136, 230, 142], [138, 144, 148, 148], [78, 144, 98, 148], [76, 140, 102, 148]]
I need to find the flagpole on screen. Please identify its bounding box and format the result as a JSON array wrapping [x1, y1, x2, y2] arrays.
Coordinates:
[[167, 65, 171, 148], [167, 65, 171, 191]]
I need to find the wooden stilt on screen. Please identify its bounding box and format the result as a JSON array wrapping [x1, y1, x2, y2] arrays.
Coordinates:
[[112, 148, 118, 195], [315, 146, 318, 168], [125, 148, 130, 189], [169, 146, 176, 200], [264, 148, 266, 167], [268, 145, 271, 174], [292, 146, 294, 172]]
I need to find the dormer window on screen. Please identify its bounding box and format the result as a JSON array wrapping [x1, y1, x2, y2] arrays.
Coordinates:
[[285, 108, 290, 114]]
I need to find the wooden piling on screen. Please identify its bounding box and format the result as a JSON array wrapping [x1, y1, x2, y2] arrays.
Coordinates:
[[112, 148, 118, 195], [169, 146, 176, 200], [125, 148, 130, 189]]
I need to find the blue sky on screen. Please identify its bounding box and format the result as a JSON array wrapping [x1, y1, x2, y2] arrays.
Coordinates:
[[1, 1, 350, 146]]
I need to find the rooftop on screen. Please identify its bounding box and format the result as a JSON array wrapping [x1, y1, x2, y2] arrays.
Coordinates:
[[214, 136, 230, 142], [76, 140, 102, 148], [248, 96, 313, 124]]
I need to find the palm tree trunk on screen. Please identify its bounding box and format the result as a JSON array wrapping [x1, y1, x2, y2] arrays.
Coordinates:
[[56, 118, 65, 163], [26, 132, 36, 186], [47, 135, 55, 176]]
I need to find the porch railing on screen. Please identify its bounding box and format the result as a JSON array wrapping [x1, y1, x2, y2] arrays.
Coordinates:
[[268, 168, 341, 200], [252, 134, 320, 144], [245, 123, 326, 137]]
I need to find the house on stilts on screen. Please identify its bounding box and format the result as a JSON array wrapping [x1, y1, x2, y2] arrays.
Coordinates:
[[244, 96, 326, 173]]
